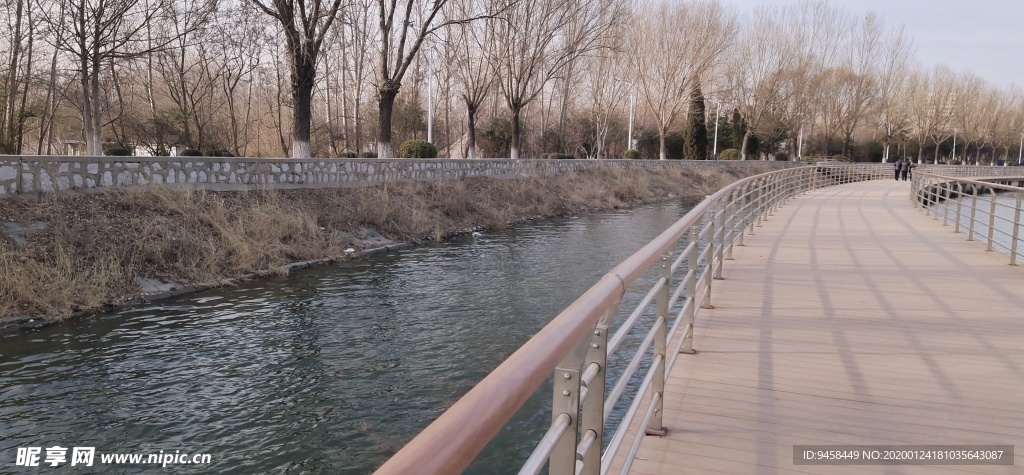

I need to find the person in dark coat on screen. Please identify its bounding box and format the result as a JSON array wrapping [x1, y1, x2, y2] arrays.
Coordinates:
[[894, 159, 902, 181], [900, 159, 910, 181]]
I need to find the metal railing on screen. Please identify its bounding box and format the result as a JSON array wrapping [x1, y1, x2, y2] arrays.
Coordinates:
[[372, 164, 888, 475], [912, 171, 1024, 265]]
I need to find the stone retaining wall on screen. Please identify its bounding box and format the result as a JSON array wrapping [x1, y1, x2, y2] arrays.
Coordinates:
[[0, 156, 804, 197]]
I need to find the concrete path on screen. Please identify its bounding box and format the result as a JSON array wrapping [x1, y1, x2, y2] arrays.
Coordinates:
[[626, 180, 1024, 474]]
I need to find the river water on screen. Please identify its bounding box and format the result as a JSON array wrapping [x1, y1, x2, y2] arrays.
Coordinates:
[[0, 201, 695, 474], [932, 192, 1024, 261]]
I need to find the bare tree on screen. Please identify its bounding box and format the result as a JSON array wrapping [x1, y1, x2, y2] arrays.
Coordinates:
[[374, 0, 478, 158], [492, 0, 622, 159], [580, 24, 628, 159], [446, 0, 497, 159], [630, 0, 734, 160], [1, 0, 35, 153], [249, 0, 345, 158], [875, 21, 913, 162], [727, 5, 796, 160], [37, 0, 188, 156], [776, 0, 846, 159], [836, 13, 884, 155], [907, 65, 957, 163]]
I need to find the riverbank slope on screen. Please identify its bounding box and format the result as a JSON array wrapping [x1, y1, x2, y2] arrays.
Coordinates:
[[0, 165, 771, 323]]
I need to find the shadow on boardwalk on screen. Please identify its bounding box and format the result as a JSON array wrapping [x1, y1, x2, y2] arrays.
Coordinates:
[[623, 180, 1024, 475]]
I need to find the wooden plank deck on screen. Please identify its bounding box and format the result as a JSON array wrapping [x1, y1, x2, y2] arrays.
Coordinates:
[[623, 180, 1024, 474]]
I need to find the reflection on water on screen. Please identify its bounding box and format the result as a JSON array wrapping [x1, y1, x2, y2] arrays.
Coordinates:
[[1, 202, 693, 474]]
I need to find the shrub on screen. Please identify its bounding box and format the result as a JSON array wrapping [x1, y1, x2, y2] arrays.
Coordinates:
[[358, 151, 378, 158], [719, 148, 740, 160], [544, 153, 573, 160], [205, 149, 235, 157], [774, 152, 790, 161], [180, 148, 203, 157], [103, 145, 133, 156], [399, 140, 438, 158], [623, 149, 642, 160], [338, 152, 357, 158]]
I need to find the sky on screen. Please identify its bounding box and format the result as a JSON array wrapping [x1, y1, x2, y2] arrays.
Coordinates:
[[725, 0, 1024, 89]]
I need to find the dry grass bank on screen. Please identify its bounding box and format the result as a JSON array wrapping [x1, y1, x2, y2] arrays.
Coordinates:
[[0, 165, 771, 322]]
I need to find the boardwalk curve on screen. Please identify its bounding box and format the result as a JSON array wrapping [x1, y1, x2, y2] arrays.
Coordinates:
[[626, 180, 1024, 475]]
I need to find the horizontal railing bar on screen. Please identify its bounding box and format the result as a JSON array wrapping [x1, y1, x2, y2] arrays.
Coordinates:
[[607, 277, 666, 357], [575, 429, 599, 471], [699, 221, 712, 238], [604, 316, 665, 421], [698, 244, 712, 267], [618, 391, 663, 475], [578, 362, 603, 406], [670, 241, 696, 274], [517, 413, 573, 475], [667, 269, 695, 310], [601, 354, 665, 475]]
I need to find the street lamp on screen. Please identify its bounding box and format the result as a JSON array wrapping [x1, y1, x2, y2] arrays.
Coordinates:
[[951, 128, 956, 164], [426, 73, 433, 144], [711, 101, 721, 160], [1018, 129, 1023, 166], [627, 85, 636, 152]]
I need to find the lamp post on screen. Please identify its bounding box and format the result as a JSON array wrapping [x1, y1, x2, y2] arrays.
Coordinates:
[[1018, 129, 1023, 166], [627, 86, 635, 152], [951, 128, 956, 164], [798, 124, 804, 161], [711, 101, 721, 160], [427, 72, 434, 144]]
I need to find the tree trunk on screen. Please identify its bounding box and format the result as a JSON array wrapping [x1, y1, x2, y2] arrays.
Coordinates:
[[291, 55, 315, 158], [510, 105, 522, 159], [658, 130, 667, 160], [82, 62, 103, 157], [377, 81, 399, 158], [741, 130, 752, 160], [466, 102, 477, 159], [916, 135, 925, 164]]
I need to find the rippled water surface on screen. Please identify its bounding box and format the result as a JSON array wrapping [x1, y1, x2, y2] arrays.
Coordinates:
[[1, 202, 694, 474]]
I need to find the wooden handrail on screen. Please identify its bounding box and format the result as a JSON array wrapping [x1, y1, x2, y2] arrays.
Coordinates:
[[372, 166, 805, 475]]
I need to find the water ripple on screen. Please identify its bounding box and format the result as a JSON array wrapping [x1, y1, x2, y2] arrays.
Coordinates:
[[0, 203, 692, 474]]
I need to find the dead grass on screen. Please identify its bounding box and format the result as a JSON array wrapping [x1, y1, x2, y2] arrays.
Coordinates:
[[0, 164, 770, 322]]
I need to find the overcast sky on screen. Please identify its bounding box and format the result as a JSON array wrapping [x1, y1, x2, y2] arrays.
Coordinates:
[[725, 0, 1024, 89]]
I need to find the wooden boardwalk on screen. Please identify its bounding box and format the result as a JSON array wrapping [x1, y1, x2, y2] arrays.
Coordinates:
[[625, 180, 1024, 474]]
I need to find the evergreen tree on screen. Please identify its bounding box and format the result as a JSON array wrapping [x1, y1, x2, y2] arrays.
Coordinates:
[[731, 108, 745, 152], [685, 84, 709, 160]]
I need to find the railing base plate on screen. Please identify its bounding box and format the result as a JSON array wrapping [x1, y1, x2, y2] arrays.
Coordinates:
[[644, 428, 667, 437], [678, 349, 698, 355]]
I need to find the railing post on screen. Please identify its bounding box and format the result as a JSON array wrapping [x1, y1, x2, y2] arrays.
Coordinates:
[[968, 186, 978, 241], [1010, 192, 1022, 266], [986, 189, 997, 252], [726, 194, 737, 259], [702, 214, 715, 310], [736, 185, 747, 247], [943, 182, 952, 226], [645, 255, 670, 437], [954, 183, 964, 233], [550, 347, 583, 475], [714, 204, 725, 280], [681, 225, 698, 354], [756, 180, 765, 227], [578, 310, 612, 475]]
